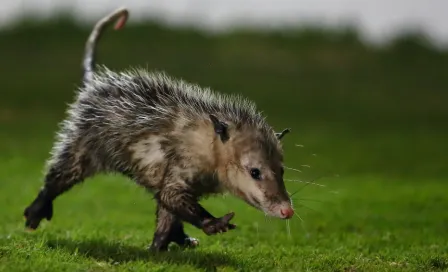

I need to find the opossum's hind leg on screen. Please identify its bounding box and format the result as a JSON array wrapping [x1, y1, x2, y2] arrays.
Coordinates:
[[24, 146, 93, 230], [149, 204, 199, 252]]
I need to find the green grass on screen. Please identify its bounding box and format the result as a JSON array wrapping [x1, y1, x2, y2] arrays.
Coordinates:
[[1, 114, 447, 272]]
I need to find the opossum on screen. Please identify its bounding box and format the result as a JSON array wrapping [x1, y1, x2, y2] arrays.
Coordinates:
[[23, 7, 294, 251]]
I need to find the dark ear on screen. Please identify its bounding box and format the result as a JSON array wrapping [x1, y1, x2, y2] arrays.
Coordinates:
[[275, 128, 290, 140], [209, 114, 230, 143]]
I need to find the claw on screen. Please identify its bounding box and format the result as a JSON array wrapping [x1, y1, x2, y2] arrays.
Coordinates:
[[222, 212, 234, 223], [202, 212, 236, 235]]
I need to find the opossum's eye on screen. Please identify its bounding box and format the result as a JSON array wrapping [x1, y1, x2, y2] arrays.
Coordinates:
[[281, 167, 284, 176], [250, 168, 262, 181]]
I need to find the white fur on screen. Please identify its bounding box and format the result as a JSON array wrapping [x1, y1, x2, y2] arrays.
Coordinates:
[[129, 136, 165, 171]]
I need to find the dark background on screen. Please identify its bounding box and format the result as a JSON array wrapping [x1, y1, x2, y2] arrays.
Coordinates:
[[1, 17, 446, 179]]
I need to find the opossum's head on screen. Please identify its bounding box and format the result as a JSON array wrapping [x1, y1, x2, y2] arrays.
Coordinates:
[[209, 114, 294, 219]]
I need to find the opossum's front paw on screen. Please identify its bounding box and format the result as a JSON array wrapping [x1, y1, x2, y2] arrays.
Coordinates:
[[202, 212, 236, 235], [23, 199, 53, 230]]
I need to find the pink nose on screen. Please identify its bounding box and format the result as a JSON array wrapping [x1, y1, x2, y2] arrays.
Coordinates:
[[280, 207, 294, 219]]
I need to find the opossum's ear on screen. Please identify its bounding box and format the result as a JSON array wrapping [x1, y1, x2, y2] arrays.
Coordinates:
[[276, 128, 290, 140], [209, 114, 229, 143]]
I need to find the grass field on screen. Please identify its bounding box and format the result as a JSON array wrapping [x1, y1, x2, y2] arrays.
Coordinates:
[[0, 18, 448, 271], [1, 113, 447, 272]]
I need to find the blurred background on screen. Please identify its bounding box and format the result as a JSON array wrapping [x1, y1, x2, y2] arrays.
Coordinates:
[[1, 3, 447, 269], [0, 0, 447, 180]]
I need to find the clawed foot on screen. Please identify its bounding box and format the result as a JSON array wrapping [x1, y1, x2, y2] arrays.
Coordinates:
[[202, 212, 236, 235], [23, 198, 53, 230]]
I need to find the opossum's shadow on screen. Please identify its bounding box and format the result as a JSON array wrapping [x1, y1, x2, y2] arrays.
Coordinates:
[[47, 238, 243, 270]]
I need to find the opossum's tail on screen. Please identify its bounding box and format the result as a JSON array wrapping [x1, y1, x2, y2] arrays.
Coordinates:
[[83, 7, 129, 84]]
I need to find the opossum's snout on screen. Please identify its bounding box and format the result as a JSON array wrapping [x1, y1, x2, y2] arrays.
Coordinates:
[[258, 185, 294, 220], [226, 152, 293, 219], [265, 200, 294, 219], [242, 175, 293, 220]]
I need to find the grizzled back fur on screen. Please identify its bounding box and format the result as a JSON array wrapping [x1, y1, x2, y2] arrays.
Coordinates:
[[52, 66, 283, 175]]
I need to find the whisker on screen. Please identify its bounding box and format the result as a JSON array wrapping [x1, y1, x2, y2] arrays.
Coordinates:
[[293, 197, 329, 203], [285, 179, 326, 187], [294, 203, 320, 214], [291, 206, 309, 235], [287, 173, 331, 198], [284, 166, 302, 173], [286, 219, 291, 239], [294, 213, 304, 222], [295, 144, 304, 147], [301, 164, 311, 168], [295, 213, 309, 237], [289, 182, 313, 198]]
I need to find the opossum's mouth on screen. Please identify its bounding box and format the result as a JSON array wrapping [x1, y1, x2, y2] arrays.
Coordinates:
[[234, 189, 262, 210], [235, 189, 294, 219], [262, 203, 295, 219]]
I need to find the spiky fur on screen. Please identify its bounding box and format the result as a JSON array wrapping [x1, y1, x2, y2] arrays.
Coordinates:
[[23, 7, 292, 252]]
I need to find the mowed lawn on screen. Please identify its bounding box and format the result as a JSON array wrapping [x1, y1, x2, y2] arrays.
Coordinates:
[[0, 113, 447, 272]]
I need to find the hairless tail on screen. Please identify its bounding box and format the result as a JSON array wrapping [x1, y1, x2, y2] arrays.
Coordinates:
[[83, 7, 129, 84]]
